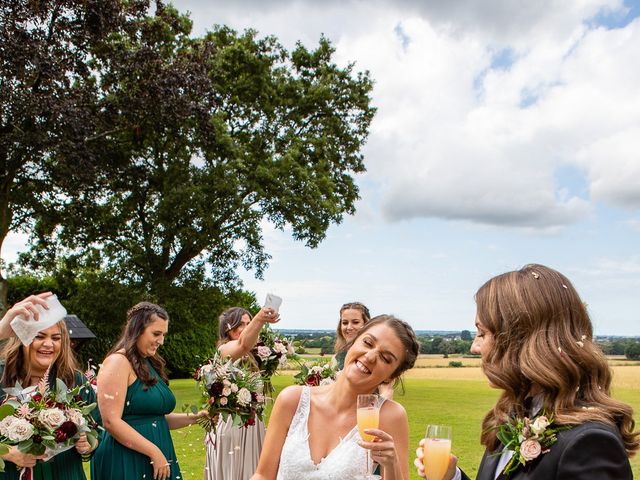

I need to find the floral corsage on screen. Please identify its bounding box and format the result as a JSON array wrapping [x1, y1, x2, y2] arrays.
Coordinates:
[[496, 412, 562, 475]]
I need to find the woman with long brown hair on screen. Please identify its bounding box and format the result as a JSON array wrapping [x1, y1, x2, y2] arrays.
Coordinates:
[[0, 293, 97, 480], [415, 264, 638, 479], [205, 306, 280, 480], [252, 314, 420, 480], [333, 302, 371, 370], [91, 302, 206, 480]]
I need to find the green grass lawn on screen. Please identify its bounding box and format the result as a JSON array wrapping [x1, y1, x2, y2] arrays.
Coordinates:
[[86, 372, 640, 479]]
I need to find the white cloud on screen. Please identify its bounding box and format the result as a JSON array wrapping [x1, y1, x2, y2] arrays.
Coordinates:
[[173, 0, 639, 230]]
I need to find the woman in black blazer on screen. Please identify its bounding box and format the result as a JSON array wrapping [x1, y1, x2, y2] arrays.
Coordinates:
[[415, 264, 638, 479]]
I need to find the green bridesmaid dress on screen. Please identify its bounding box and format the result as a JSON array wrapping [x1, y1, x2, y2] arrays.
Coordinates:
[[91, 362, 181, 480], [0, 369, 99, 480]]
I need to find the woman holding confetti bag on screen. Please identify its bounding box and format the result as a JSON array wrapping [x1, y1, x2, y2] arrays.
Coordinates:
[[204, 306, 280, 480], [0, 293, 99, 480]]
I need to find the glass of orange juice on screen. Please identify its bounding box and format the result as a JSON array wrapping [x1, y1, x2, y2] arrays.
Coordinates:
[[356, 394, 382, 480], [423, 424, 452, 480]]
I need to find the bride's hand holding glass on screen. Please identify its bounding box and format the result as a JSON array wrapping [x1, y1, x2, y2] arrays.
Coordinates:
[[359, 427, 400, 474]]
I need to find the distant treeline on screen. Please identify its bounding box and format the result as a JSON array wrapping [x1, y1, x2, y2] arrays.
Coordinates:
[[290, 330, 640, 360]]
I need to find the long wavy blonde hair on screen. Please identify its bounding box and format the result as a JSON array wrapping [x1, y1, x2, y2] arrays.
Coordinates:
[[0, 320, 78, 388], [476, 264, 638, 455]]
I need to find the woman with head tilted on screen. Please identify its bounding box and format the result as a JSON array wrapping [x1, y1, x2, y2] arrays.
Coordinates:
[[415, 264, 638, 480], [91, 302, 206, 480], [0, 293, 98, 480], [252, 314, 420, 480], [204, 306, 280, 480]]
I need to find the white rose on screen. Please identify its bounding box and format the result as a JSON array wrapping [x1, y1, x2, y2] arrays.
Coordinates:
[[230, 384, 239, 393], [530, 416, 550, 436], [65, 408, 86, 429], [222, 379, 231, 387], [237, 388, 252, 406], [520, 439, 542, 462], [5, 418, 34, 442], [256, 346, 271, 360], [273, 342, 287, 354], [310, 366, 323, 374], [0, 415, 17, 437], [219, 396, 228, 406], [38, 408, 66, 430], [222, 387, 232, 397]]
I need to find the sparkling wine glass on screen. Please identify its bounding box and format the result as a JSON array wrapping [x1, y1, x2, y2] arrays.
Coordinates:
[[356, 394, 382, 480], [423, 424, 452, 480]]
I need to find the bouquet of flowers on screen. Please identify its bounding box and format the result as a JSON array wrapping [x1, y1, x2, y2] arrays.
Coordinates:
[[251, 325, 295, 396], [293, 359, 339, 386], [496, 412, 563, 475], [191, 353, 266, 434], [0, 376, 99, 474]]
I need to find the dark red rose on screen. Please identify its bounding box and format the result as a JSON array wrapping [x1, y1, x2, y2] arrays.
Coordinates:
[[251, 392, 257, 402], [32, 435, 43, 444], [305, 373, 320, 386], [55, 421, 78, 443], [209, 382, 223, 396], [245, 417, 256, 427], [192, 368, 201, 380], [45, 399, 55, 407], [31, 394, 43, 402]]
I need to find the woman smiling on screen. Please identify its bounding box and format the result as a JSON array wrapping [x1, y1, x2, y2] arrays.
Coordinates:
[[0, 293, 98, 480]]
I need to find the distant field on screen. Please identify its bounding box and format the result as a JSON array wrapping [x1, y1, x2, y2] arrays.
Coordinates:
[[160, 362, 640, 479]]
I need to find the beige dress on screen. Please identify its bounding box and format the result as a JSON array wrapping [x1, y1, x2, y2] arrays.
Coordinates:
[[204, 415, 266, 480]]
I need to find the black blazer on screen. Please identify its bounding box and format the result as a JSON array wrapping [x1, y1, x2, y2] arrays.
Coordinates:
[[461, 422, 632, 480]]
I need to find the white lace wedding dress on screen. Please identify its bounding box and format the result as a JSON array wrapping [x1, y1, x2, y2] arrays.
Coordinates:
[[276, 386, 369, 479]]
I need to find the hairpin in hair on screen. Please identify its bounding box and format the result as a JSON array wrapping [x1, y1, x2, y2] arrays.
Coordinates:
[[561, 284, 568, 289], [531, 271, 540, 279], [127, 303, 155, 318]]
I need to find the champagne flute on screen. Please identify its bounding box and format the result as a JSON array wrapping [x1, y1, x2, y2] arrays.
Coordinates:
[[356, 394, 382, 480], [423, 424, 452, 480]]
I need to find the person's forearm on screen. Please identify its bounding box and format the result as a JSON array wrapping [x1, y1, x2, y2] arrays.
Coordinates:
[[165, 412, 199, 430], [103, 416, 159, 457], [0, 317, 14, 340], [236, 317, 265, 353]]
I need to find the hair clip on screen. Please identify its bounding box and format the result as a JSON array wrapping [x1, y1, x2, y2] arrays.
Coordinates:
[[531, 271, 540, 279], [561, 284, 568, 289]]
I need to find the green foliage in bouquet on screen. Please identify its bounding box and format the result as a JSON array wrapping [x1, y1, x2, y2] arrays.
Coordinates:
[[293, 359, 338, 386], [0, 377, 99, 472], [190, 354, 266, 433]]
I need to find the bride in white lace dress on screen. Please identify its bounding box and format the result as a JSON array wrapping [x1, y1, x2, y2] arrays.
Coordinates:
[[251, 315, 420, 480]]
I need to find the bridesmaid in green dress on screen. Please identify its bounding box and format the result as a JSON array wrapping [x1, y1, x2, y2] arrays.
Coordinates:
[[0, 293, 98, 480], [91, 302, 206, 480]]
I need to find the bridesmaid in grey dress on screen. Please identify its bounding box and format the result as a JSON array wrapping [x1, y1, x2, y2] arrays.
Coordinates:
[[205, 306, 280, 480]]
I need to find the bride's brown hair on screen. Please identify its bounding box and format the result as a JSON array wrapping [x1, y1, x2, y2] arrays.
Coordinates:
[[476, 264, 638, 455]]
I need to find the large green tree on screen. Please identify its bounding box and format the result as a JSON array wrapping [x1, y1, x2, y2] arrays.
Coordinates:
[[29, 3, 375, 299], [0, 0, 150, 311]]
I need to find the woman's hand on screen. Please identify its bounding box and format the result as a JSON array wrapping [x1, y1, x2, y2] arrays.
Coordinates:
[[149, 447, 171, 480], [414, 438, 458, 480], [3, 446, 45, 468], [253, 307, 281, 325], [75, 432, 93, 454], [359, 428, 400, 472], [1, 292, 52, 324]]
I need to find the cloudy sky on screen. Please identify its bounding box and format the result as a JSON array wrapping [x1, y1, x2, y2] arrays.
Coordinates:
[[6, 0, 640, 335]]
